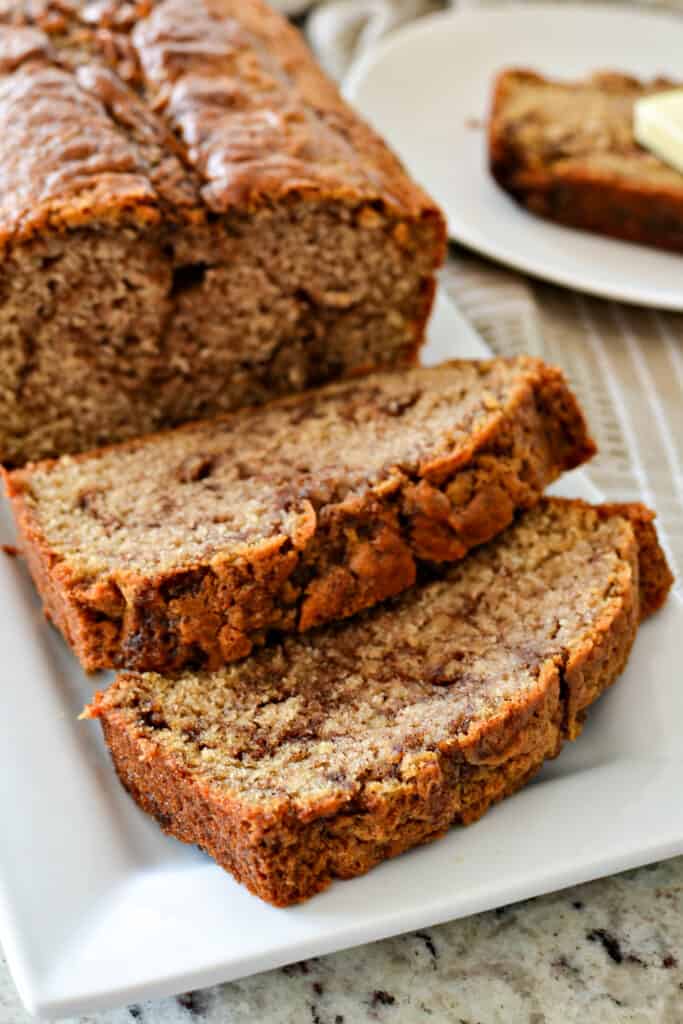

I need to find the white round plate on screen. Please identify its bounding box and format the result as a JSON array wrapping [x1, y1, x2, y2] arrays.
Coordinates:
[[345, 4, 683, 310]]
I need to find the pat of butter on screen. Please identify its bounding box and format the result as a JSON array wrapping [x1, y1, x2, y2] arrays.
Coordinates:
[[634, 90, 683, 175]]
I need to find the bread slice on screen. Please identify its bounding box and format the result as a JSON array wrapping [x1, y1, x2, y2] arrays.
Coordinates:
[[0, 0, 445, 468], [84, 499, 673, 906], [5, 357, 594, 673], [489, 70, 683, 252]]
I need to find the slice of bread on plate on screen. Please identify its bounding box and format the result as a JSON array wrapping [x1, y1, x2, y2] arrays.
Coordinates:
[[84, 498, 673, 906], [489, 69, 683, 252], [5, 357, 594, 673]]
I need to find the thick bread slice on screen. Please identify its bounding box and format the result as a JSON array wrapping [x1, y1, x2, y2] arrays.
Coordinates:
[[489, 69, 683, 252], [5, 356, 594, 673], [84, 499, 673, 906]]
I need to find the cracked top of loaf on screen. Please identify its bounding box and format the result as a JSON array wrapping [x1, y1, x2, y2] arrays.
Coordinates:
[[0, 0, 443, 244]]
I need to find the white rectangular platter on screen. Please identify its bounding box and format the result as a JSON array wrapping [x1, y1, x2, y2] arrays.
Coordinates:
[[1, 288, 681, 1018]]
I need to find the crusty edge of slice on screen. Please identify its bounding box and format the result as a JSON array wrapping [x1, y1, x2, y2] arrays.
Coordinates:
[[3, 358, 595, 673], [488, 69, 683, 254], [84, 499, 672, 905], [595, 501, 673, 619]]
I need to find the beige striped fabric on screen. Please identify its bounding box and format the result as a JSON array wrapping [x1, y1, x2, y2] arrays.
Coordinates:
[[442, 248, 683, 591]]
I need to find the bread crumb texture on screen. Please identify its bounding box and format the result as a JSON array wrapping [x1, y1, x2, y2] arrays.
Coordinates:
[[6, 357, 595, 670]]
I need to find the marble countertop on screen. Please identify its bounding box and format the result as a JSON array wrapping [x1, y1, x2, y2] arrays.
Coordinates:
[[2, 856, 682, 1023]]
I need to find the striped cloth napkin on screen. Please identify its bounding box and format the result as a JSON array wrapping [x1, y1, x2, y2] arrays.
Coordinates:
[[276, 0, 683, 77], [273, 0, 683, 588]]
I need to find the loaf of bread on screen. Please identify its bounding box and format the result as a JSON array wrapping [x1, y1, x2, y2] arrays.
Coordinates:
[[5, 357, 595, 673], [489, 69, 683, 251], [0, 0, 446, 467], [84, 499, 673, 906]]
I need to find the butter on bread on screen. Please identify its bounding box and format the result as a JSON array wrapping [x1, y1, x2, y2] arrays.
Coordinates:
[[635, 89, 683, 176]]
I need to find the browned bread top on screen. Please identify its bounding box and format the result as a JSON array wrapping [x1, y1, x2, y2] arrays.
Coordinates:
[[84, 498, 673, 904], [5, 357, 595, 671], [0, 0, 442, 245], [489, 69, 683, 192]]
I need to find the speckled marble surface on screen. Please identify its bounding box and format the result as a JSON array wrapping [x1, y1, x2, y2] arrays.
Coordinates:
[[2, 858, 682, 1023]]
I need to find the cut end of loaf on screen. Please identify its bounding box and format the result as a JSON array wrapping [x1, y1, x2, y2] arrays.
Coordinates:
[[1, 198, 443, 467], [0, 0, 447, 466]]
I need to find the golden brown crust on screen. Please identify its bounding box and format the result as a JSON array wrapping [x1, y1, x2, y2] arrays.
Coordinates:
[[489, 69, 683, 252], [97, 682, 565, 905], [595, 502, 674, 618], [5, 358, 596, 672], [85, 498, 672, 906], [0, 0, 445, 245]]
